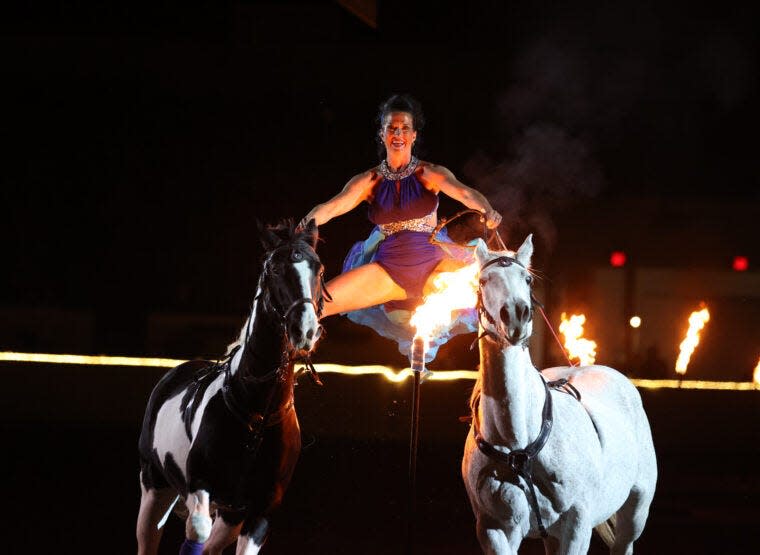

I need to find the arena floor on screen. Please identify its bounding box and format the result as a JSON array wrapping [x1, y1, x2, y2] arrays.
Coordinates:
[[5, 366, 758, 554]]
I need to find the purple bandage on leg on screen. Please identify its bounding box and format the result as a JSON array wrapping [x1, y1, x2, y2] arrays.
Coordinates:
[[179, 538, 204, 555]]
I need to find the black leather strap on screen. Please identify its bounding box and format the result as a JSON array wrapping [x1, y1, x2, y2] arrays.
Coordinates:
[[474, 376, 553, 537]]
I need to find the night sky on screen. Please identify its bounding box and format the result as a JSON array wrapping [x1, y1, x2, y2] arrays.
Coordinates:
[[2, 1, 757, 357]]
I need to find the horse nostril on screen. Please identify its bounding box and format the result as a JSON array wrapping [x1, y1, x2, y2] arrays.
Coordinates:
[[500, 305, 510, 327], [306, 329, 314, 340], [518, 302, 529, 324]]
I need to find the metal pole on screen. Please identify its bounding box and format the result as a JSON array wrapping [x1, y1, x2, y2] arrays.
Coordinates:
[[406, 336, 425, 554]]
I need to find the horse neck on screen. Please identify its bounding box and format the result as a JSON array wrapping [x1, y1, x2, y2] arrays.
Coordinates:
[[478, 337, 545, 449], [237, 294, 288, 381]]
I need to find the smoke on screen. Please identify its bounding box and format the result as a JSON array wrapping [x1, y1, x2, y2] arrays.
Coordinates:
[[465, 39, 608, 253], [467, 5, 757, 253]]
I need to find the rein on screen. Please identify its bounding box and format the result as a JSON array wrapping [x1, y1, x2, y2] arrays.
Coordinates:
[[428, 208, 505, 254], [477, 252, 575, 367]]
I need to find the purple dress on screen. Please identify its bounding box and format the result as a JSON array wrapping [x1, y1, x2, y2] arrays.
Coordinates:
[[341, 158, 477, 363]]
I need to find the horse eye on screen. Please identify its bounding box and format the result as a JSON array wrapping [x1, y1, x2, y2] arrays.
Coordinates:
[[292, 252, 303, 262], [526, 275, 533, 285]]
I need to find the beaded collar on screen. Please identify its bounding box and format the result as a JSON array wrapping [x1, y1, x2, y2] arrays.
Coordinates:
[[379, 156, 419, 181]]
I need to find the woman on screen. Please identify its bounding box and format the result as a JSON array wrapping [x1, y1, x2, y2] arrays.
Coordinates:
[[301, 94, 501, 361]]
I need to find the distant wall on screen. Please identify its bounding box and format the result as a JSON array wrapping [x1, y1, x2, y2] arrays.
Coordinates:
[[588, 267, 760, 380]]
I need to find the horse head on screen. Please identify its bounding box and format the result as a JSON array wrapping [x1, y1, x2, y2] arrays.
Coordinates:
[[258, 218, 328, 355], [474, 234, 535, 346]]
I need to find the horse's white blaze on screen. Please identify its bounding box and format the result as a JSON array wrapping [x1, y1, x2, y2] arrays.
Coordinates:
[[154, 392, 192, 472], [293, 260, 319, 351]]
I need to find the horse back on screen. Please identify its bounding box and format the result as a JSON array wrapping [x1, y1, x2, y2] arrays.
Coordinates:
[[543, 365, 656, 496]]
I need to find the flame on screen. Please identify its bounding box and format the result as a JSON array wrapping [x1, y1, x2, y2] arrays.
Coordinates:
[[559, 313, 597, 366], [753, 357, 760, 386], [410, 263, 479, 341], [675, 305, 710, 375]]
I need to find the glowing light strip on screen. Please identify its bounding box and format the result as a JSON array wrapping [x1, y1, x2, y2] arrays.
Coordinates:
[[629, 379, 758, 391], [0, 351, 183, 368], [314, 364, 478, 383], [1, 352, 758, 391]]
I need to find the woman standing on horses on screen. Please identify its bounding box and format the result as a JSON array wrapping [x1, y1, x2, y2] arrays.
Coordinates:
[[300, 94, 502, 360]]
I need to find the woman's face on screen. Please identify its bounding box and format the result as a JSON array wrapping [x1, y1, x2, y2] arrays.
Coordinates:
[[380, 111, 417, 156]]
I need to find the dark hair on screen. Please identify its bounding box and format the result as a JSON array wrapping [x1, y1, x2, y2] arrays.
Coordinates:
[[375, 93, 425, 159]]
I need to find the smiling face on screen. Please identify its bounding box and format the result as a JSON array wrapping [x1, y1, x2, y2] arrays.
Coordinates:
[[380, 111, 417, 160]]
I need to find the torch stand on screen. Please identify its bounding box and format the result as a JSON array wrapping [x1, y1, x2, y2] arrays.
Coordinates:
[[406, 336, 425, 554]]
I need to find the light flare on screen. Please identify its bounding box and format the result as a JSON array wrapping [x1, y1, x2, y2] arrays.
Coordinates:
[[2, 352, 758, 389], [559, 313, 597, 366], [675, 305, 710, 375], [753, 357, 760, 386]]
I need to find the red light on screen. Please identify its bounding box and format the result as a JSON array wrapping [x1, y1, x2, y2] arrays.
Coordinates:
[[610, 251, 626, 267], [732, 256, 749, 272]]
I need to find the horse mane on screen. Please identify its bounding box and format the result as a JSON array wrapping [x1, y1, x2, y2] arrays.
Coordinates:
[[265, 218, 297, 242]]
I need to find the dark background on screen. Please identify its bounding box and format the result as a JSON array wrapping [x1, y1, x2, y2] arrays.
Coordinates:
[[2, 1, 757, 357], [2, 2, 759, 554]]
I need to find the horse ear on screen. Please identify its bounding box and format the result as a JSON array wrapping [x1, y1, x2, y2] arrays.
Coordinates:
[[258, 220, 281, 252], [299, 218, 319, 250], [516, 234, 534, 268], [473, 238, 490, 267]]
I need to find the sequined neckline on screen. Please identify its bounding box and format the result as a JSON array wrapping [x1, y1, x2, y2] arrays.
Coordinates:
[[379, 156, 419, 181]]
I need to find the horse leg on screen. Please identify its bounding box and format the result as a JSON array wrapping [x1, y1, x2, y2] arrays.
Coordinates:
[[200, 511, 244, 555], [175, 489, 213, 554], [183, 490, 212, 543], [235, 517, 269, 555], [136, 476, 177, 555], [476, 515, 518, 555], [610, 487, 652, 555], [557, 508, 592, 555]]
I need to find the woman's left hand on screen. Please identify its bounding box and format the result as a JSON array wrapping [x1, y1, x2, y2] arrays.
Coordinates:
[[484, 209, 502, 229]]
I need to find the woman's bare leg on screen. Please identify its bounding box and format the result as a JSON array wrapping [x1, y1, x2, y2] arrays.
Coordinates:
[[322, 262, 406, 317]]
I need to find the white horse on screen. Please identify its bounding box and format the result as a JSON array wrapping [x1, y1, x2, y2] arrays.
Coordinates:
[[462, 235, 657, 554]]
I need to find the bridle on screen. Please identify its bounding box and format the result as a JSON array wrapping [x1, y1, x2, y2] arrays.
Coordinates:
[[474, 254, 538, 348], [259, 243, 332, 331]]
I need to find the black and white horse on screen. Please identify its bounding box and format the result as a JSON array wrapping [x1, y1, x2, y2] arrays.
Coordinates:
[[137, 219, 328, 555]]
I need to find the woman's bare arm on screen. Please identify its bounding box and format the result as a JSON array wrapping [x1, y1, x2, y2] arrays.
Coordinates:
[[301, 170, 377, 227], [420, 163, 502, 228]]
